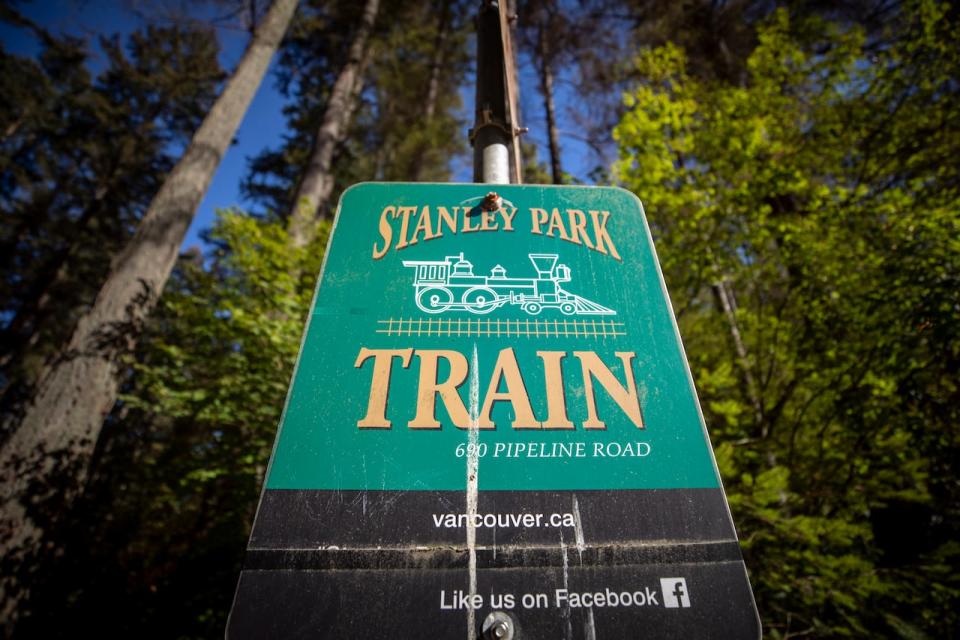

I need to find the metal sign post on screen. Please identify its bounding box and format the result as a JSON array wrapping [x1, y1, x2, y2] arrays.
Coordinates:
[[471, 0, 523, 184], [227, 183, 760, 638]]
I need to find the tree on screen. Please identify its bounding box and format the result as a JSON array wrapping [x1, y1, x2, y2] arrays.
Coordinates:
[[614, 2, 959, 635], [243, 0, 469, 219], [0, 24, 223, 429], [517, 0, 569, 183], [0, 0, 298, 628], [286, 0, 380, 248], [553, 0, 897, 183], [361, 0, 470, 182], [408, 0, 455, 182], [14, 211, 330, 637]]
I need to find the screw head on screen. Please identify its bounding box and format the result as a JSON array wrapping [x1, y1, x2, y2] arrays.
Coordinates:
[[481, 192, 503, 211], [481, 611, 514, 640]]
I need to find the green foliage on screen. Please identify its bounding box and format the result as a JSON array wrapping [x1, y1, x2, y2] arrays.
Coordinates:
[[360, 0, 470, 183], [127, 211, 328, 636], [129, 211, 326, 430], [243, 0, 470, 218], [521, 140, 553, 184], [615, 2, 960, 636], [6, 1, 957, 636], [21, 211, 329, 637], [0, 20, 223, 418]]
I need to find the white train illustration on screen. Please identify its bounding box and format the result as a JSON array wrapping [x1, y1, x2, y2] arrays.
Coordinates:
[[402, 253, 615, 316]]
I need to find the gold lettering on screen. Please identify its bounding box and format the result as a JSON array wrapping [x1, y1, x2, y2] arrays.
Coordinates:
[[355, 348, 414, 428], [480, 208, 499, 231], [537, 351, 573, 429], [574, 351, 643, 429], [394, 206, 418, 250], [589, 210, 621, 261], [372, 204, 620, 261], [499, 207, 517, 231], [408, 350, 470, 429], [566, 210, 595, 249], [372, 205, 395, 259], [410, 206, 437, 245], [530, 208, 549, 235], [437, 206, 458, 237], [462, 210, 481, 233], [546, 208, 571, 241], [478, 348, 540, 429]]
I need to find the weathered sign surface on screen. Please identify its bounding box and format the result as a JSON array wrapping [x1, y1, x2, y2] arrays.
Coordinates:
[[227, 183, 760, 639]]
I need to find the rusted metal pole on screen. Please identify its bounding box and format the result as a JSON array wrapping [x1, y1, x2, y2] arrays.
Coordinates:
[[470, 0, 523, 184]]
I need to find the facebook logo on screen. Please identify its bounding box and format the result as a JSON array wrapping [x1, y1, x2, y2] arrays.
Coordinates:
[[660, 577, 691, 608]]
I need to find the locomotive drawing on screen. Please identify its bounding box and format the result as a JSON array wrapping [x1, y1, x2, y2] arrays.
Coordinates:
[[401, 253, 615, 316]]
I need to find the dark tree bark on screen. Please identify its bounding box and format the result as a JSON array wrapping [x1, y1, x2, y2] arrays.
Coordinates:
[[286, 0, 380, 248], [409, 0, 451, 182], [536, 21, 563, 184], [0, 0, 298, 628], [713, 278, 763, 428]]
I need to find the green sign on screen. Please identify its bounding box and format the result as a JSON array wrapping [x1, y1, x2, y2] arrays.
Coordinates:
[[230, 182, 760, 639], [265, 182, 722, 492]]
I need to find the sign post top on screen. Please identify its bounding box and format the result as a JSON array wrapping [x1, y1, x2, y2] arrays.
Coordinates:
[[471, 0, 523, 184]]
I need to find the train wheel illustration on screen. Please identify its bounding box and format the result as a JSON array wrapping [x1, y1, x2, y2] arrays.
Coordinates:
[[522, 302, 543, 315], [463, 287, 499, 314], [560, 302, 577, 315], [417, 287, 453, 314]]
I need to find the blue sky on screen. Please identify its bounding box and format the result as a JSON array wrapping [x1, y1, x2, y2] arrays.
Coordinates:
[[2, 1, 601, 251], [0, 0, 290, 250]]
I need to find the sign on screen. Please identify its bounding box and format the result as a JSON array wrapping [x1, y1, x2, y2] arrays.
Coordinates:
[[227, 183, 760, 639]]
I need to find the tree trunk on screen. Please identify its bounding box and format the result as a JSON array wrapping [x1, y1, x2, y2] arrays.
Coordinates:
[[712, 278, 763, 429], [409, 0, 451, 182], [0, 0, 298, 628], [536, 23, 563, 184], [287, 0, 379, 248], [422, 3, 448, 124]]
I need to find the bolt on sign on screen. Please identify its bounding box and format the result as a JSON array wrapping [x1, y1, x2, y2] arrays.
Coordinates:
[[227, 183, 760, 639]]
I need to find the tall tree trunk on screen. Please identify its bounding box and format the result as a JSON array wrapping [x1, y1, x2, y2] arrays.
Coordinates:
[[712, 278, 763, 429], [421, 2, 449, 125], [287, 0, 379, 248], [536, 23, 563, 184], [409, 0, 451, 182], [0, 0, 298, 628]]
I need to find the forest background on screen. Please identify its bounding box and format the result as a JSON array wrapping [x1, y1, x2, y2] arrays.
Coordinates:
[[0, 0, 957, 638]]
